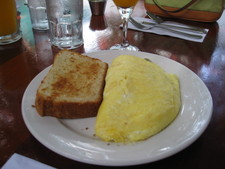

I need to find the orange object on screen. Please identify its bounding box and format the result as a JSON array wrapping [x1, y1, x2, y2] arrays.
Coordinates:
[[0, 0, 18, 36], [113, 0, 138, 8]]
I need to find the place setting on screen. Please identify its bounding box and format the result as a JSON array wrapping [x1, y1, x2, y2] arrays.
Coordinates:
[[128, 14, 209, 42], [20, 0, 213, 167]]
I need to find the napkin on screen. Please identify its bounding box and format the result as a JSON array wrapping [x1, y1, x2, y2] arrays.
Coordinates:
[[2, 153, 56, 169], [128, 17, 209, 42]]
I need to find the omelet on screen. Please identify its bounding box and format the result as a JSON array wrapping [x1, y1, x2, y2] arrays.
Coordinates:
[[95, 55, 181, 143]]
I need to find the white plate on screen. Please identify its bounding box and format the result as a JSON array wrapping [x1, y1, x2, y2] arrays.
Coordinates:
[[22, 50, 213, 166]]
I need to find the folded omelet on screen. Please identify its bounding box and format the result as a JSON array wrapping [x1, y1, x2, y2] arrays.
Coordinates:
[[95, 55, 181, 143]]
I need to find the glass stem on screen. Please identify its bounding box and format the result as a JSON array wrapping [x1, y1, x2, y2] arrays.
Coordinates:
[[118, 7, 133, 47], [122, 17, 129, 47]]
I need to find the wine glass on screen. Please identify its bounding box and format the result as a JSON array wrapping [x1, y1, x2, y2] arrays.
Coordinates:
[[110, 0, 139, 51]]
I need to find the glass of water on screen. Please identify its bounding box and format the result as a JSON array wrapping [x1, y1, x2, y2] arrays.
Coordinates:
[[26, 0, 49, 30], [45, 0, 83, 49]]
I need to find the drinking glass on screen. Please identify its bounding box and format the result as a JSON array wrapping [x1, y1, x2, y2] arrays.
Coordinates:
[[110, 0, 139, 51], [26, 0, 49, 30], [45, 0, 83, 49], [0, 0, 21, 45]]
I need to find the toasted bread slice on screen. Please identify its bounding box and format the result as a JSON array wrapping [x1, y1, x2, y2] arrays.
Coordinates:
[[35, 50, 108, 118]]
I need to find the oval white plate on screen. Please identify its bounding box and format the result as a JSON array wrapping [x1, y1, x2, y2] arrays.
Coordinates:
[[22, 50, 213, 166]]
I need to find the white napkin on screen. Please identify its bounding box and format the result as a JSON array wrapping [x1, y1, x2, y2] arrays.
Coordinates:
[[2, 153, 56, 169], [128, 17, 209, 42]]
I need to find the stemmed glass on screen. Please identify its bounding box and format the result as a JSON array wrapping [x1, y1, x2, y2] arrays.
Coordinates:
[[110, 0, 139, 51]]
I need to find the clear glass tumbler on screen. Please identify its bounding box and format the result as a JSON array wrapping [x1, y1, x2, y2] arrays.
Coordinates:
[[45, 0, 83, 49], [26, 0, 49, 30]]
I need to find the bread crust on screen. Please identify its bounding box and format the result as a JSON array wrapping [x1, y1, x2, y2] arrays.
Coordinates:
[[35, 93, 103, 118], [35, 50, 108, 119]]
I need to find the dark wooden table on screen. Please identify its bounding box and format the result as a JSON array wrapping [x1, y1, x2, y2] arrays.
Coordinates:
[[1, 0, 225, 168]]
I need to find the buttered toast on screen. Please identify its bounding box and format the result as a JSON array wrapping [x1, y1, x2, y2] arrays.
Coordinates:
[[35, 50, 108, 118]]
